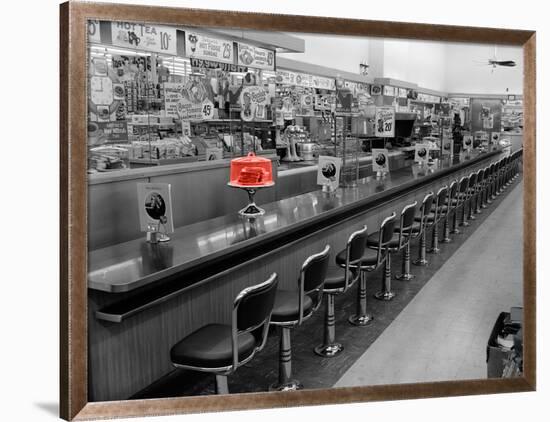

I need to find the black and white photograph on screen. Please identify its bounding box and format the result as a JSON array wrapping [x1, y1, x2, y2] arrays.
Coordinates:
[[86, 14, 526, 403]]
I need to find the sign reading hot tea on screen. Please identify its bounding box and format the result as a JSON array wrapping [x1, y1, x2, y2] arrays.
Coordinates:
[[237, 43, 275, 70], [185, 31, 234, 64], [375, 106, 395, 137], [111, 21, 177, 55]]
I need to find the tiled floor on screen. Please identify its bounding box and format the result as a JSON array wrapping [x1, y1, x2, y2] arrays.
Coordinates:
[[335, 181, 523, 387]]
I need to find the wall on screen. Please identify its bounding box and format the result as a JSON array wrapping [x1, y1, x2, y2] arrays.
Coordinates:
[[444, 42, 523, 95], [279, 32, 369, 75], [278, 33, 523, 96]]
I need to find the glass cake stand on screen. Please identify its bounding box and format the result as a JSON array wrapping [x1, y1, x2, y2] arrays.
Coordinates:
[[227, 181, 275, 218]]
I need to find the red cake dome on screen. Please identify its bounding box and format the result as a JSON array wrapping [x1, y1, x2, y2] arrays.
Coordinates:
[[229, 152, 274, 187]]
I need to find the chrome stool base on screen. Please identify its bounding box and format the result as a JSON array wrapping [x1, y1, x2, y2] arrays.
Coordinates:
[[270, 380, 303, 392], [374, 290, 396, 301], [314, 343, 343, 358], [451, 228, 460, 234], [441, 237, 452, 243], [427, 247, 441, 254], [348, 313, 373, 326], [395, 272, 415, 281], [460, 221, 470, 227], [468, 215, 476, 220], [412, 258, 428, 266]]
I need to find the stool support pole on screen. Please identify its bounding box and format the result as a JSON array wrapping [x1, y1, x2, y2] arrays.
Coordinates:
[[314, 293, 343, 357], [413, 229, 428, 266], [348, 272, 373, 326], [428, 220, 440, 253], [461, 200, 470, 227], [442, 215, 452, 243], [375, 253, 395, 301], [451, 207, 460, 234], [396, 241, 415, 280], [271, 327, 302, 391], [215, 375, 229, 395]]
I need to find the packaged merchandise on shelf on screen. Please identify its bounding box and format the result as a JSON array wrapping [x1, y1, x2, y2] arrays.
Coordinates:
[[89, 145, 130, 172]]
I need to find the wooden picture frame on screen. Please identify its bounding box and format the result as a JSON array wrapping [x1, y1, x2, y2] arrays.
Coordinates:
[[60, 1, 536, 420]]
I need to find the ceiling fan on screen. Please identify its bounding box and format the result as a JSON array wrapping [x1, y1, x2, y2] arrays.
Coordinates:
[[474, 46, 517, 72]]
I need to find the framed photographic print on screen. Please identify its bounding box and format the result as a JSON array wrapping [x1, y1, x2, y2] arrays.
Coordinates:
[[60, 1, 536, 420]]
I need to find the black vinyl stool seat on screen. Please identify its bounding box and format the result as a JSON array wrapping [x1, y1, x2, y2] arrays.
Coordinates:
[[269, 246, 330, 391], [364, 212, 399, 301], [412, 191, 435, 266], [442, 180, 459, 243], [169, 273, 278, 395], [315, 226, 367, 356]]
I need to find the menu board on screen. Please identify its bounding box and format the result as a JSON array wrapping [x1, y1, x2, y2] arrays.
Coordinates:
[[372, 149, 390, 173], [237, 43, 275, 70], [185, 31, 234, 64], [111, 21, 177, 55], [374, 107, 395, 137], [317, 156, 342, 191]]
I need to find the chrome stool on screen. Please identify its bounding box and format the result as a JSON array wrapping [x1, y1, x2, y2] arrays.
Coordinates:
[[428, 185, 449, 254], [466, 172, 478, 221], [412, 192, 435, 266], [480, 167, 491, 209], [394, 202, 419, 280], [474, 168, 485, 214], [442, 180, 458, 243], [365, 213, 399, 301], [315, 226, 367, 356], [170, 273, 278, 395], [457, 176, 470, 228], [269, 246, 330, 391]]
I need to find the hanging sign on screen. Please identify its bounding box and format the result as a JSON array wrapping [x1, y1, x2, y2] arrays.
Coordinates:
[[372, 149, 390, 173], [185, 31, 234, 64], [375, 107, 395, 137], [177, 97, 214, 120], [414, 143, 430, 164], [137, 183, 175, 234], [189, 57, 247, 73], [275, 70, 335, 90], [317, 156, 343, 191], [237, 43, 275, 70], [163, 83, 184, 118], [88, 19, 101, 43], [111, 21, 177, 55], [240, 86, 268, 121], [383, 86, 395, 96]]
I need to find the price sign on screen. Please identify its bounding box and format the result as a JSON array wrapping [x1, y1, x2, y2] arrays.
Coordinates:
[[185, 31, 234, 64], [201, 99, 214, 120], [111, 22, 177, 55], [375, 107, 395, 137], [237, 43, 275, 70], [177, 98, 213, 121]]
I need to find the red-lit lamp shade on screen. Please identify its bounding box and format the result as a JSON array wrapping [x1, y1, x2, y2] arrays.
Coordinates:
[[229, 152, 274, 187]]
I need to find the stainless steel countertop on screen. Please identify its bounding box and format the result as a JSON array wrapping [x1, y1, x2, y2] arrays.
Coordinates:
[[89, 149, 501, 293]]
